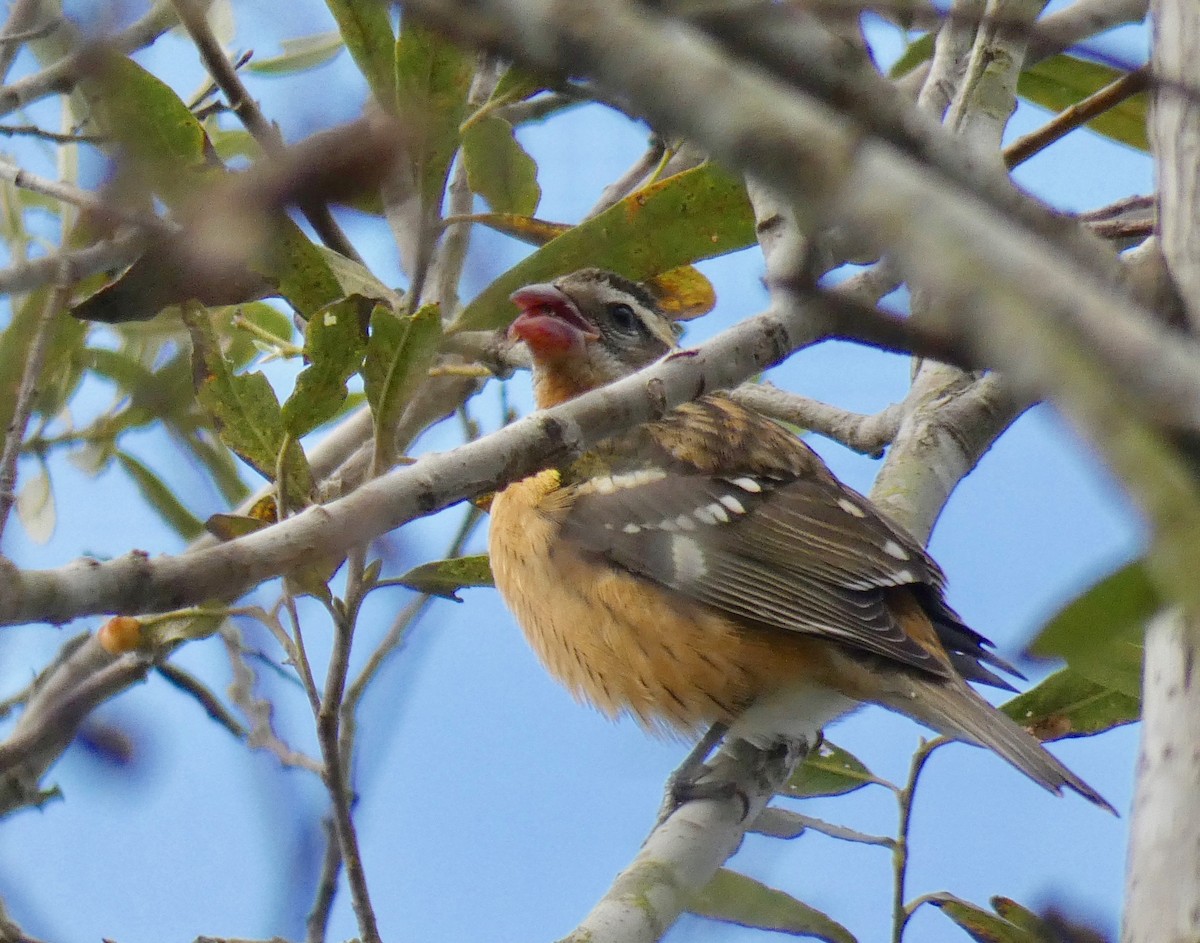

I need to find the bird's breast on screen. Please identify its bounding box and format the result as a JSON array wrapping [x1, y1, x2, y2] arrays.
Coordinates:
[[488, 472, 851, 736]]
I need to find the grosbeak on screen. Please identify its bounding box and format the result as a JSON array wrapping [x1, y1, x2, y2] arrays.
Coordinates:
[[488, 267, 1110, 811]]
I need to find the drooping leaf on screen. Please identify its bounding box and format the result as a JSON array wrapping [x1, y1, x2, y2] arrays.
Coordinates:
[[462, 115, 541, 216], [394, 23, 473, 208], [392, 554, 494, 601], [363, 303, 442, 469], [115, 451, 205, 540], [784, 742, 886, 798], [454, 163, 755, 330], [183, 306, 314, 509], [751, 808, 894, 847], [692, 869, 856, 943], [249, 30, 344, 76], [1028, 560, 1156, 699], [923, 893, 1041, 943], [282, 295, 372, 437], [324, 0, 395, 105], [1018, 56, 1148, 152], [1002, 667, 1139, 741]]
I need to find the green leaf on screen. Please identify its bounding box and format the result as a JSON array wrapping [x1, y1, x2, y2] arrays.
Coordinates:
[[116, 451, 205, 540], [255, 218, 345, 318], [462, 115, 541, 216], [282, 296, 371, 437], [888, 33, 933, 79], [315, 245, 404, 307], [392, 554, 494, 600], [486, 65, 546, 110], [454, 163, 755, 330], [324, 0, 395, 104], [692, 869, 856, 943], [1018, 55, 1148, 152], [395, 24, 473, 208], [1002, 667, 1140, 741], [205, 512, 272, 541], [249, 30, 345, 76], [784, 741, 886, 798], [88, 55, 212, 201], [363, 303, 442, 468], [183, 305, 314, 509], [206, 125, 261, 163], [924, 893, 1040, 943], [0, 289, 87, 433], [1028, 560, 1156, 699], [989, 898, 1052, 936]]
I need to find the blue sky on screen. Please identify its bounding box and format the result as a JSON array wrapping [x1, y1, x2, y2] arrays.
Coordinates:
[[0, 2, 1150, 941]]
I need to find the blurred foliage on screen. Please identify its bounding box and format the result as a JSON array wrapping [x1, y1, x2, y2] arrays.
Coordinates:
[[0, 6, 1148, 943]]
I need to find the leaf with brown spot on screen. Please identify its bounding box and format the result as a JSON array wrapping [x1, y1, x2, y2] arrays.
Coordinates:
[[453, 163, 754, 331]]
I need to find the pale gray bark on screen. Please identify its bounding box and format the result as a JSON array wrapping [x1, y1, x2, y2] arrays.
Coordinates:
[[1122, 0, 1200, 939]]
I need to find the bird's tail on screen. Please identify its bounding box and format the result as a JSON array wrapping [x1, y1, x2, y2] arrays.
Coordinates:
[[890, 678, 1116, 814]]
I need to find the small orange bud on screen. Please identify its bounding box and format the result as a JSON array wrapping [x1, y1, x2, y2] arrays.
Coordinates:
[[97, 616, 143, 654]]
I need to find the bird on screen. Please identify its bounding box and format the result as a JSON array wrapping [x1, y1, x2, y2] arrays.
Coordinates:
[[488, 267, 1112, 813]]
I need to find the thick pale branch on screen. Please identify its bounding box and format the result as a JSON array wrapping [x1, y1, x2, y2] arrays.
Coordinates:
[[0, 302, 826, 626]]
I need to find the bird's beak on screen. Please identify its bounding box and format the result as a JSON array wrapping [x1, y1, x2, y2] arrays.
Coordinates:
[[509, 283, 601, 359]]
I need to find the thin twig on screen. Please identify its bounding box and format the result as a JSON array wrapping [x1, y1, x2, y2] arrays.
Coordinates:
[[891, 737, 948, 943], [0, 279, 72, 543], [1004, 65, 1150, 168], [305, 814, 342, 943], [155, 661, 247, 740], [169, 0, 362, 263], [316, 584, 381, 943], [732, 384, 903, 457], [0, 2, 182, 119], [220, 624, 323, 774], [0, 157, 171, 231], [0, 123, 103, 144]]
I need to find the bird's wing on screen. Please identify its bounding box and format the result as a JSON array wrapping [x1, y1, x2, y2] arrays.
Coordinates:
[[559, 395, 1011, 684]]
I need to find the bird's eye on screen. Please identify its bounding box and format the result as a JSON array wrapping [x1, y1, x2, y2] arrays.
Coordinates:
[[607, 302, 640, 334]]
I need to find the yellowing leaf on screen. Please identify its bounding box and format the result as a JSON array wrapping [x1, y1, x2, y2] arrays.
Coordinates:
[[647, 265, 717, 320], [454, 163, 754, 331], [1001, 667, 1139, 741]]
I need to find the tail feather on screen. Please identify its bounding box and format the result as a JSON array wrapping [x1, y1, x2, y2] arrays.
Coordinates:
[[891, 678, 1117, 814]]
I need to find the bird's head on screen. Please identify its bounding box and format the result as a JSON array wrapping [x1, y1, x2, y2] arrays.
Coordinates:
[[509, 268, 680, 407]]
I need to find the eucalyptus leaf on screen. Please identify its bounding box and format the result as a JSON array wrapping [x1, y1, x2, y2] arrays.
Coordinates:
[[392, 554, 494, 601], [692, 869, 856, 943], [249, 30, 344, 76], [454, 163, 754, 330], [784, 742, 886, 798], [462, 115, 541, 216], [364, 303, 442, 469]]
